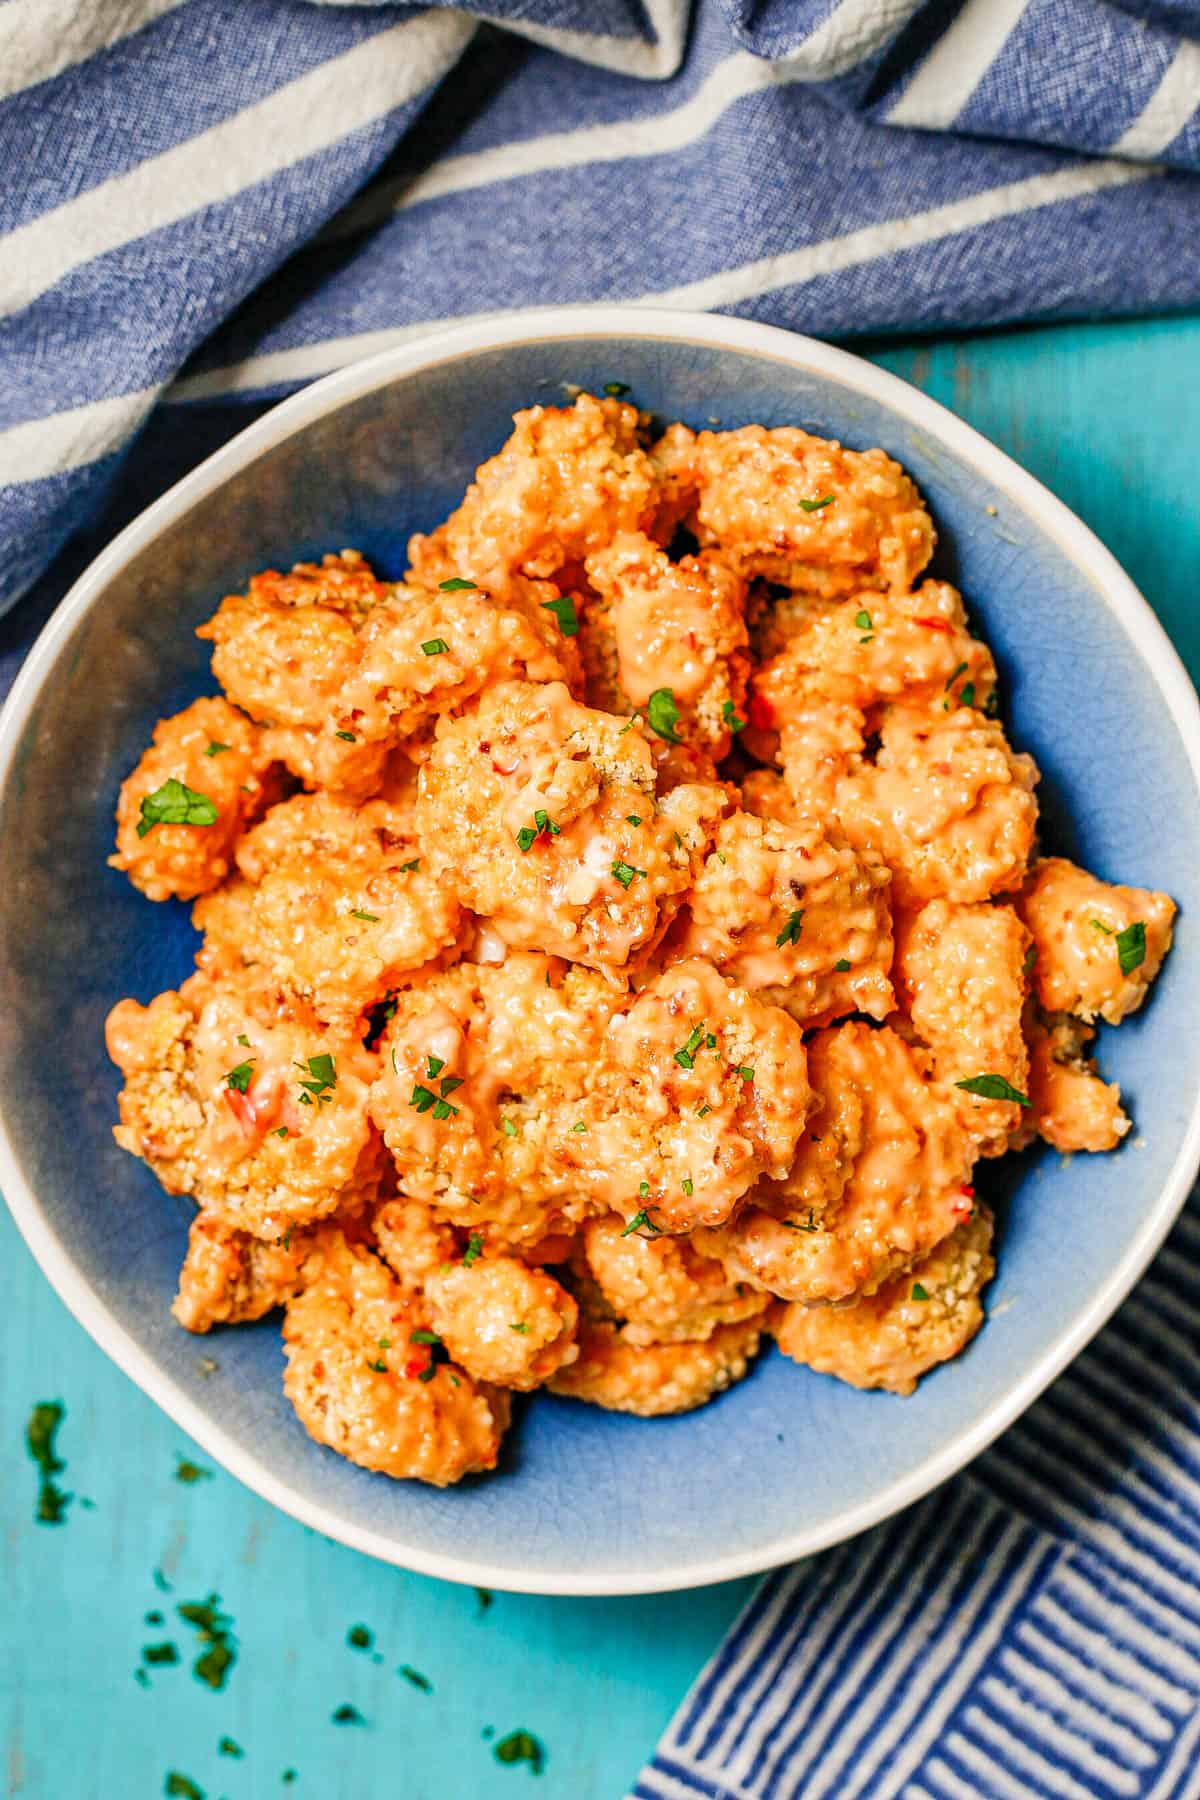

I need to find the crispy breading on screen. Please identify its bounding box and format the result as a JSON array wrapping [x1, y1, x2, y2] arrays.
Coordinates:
[[173, 1212, 323, 1332], [1025, 1012, 1130, 1153], [1016, 856, 1175, 1026], [548, 1315, 763, 1415], [426, 1256, 579, 1390], [582, 1214, 768, 1345]]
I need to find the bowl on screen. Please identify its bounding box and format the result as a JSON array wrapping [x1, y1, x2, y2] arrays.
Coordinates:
[[2, 308, 1198, 1596]]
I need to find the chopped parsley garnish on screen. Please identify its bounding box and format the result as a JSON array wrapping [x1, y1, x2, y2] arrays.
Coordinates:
[[570, 1120, 586, 1133], [295, 1053, 337, 1107], [426, 1054, 446, 1078], [273, 1126, 289, 1139], [834, 958, 851, 972], [603, 381, 630, 397], [410, 1329, 442, 1347], [626, 814, 642, 827], [1117, 921, 1147, 974], [177, 1594, 237, 1691], [540, 595, 579, 637], [136, 779, 218, 838], [799, 494, 834, 513], [911, 1283, 931, 1302], [516, 827, 537, 852], [332, 1704, 366, 1726], [143, 1642, 180, 1665], [645, 687, 682, 743], [674, 1024, 707, 1069], [399, 1665, 433, 1692], [398, 858, 421, 872], [783, 1210, 819, 1233], [236, 1033, 250, 1047], [959, 681, 976, 708], [410, 1075, 461, 1120], [218, 1738, 244, 1759], [494, 1729, 546, 1774], [347, 1624, 373, 1650], [175, 1457, 212, 1484], [776, 910, 804, 947], [204, 741, 230, 758], [854, 610, 873, 633], [1023, 944, 1038, 976], [722, 700, 747, 734], [638, 1180, 650, 1197], [681, 1177, 694, 1197], [350, 909, 379, 922], [224, 1061, 254, 1094], [955, 1073, 1030, 1107], [463, 1231, 484, 1267], [439, 577, 477, 591], [1090, 918, 1114, 935], [26, 1400, 70, 1525], [611, 859, 646, 889], [335, 729, 357, 742], [737, 1066, 755, 1083], [621, 1208, 661, 1238], [944, 660, 968, 691], [367, 1359, 387, 1373], [501, 1117, 519, 1137], [421, 638, 450, 656], [697, 1103, 712, 1118], [165, 1775, 204, 1799], [510, 1321, 530, 1334]]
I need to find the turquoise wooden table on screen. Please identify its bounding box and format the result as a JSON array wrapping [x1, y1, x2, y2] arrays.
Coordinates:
[[4, 312, 1200, 1800]]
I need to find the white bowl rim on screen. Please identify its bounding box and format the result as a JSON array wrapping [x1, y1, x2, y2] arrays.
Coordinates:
[[2, 304, 1199, 1597]]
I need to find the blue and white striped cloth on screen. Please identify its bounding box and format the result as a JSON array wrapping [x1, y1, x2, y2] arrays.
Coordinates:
[[5, 0, 1200, 615], [5, 7, 1200, 1796]]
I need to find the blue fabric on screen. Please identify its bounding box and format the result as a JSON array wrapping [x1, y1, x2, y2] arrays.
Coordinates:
[[3, 7, 1200, 1792], [4, 0, 1200, 616]]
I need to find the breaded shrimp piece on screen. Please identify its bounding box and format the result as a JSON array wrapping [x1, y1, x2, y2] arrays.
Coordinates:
[[407, 394, 657, 594], [669, 810, 894, 1027], [371, 1198, 458, 1293], [369, 953, 624, 1244], [587, 959, 812, 1233], [894, 899, 1032, 1155], [425, 1255, 578, 1390], [110, 696, 273, 902], [194, 792, 461, 1029], [172, 1212, 321, 1333], [547, 1315, 763, 1415], [1016, 856, 1175, 1026], [647, 420, 701, 542], [676, 424, 935, 599], [582, 1214, 768, 1345], [415, 680, 725, 969], [282, 1232, 510, 1486], [836, 703, 1039, 906], [699, 1022, 976, 1304], [1025, 1013, 1130, 1153], [335, 576, 576, 747], [198, 551, 386, 728], [774, 1209, 995, 1396], [106, 975, 383, 1239], [259, 722, 390, 801], [751, 582, 995, 741], [583, 532, 750, 757]]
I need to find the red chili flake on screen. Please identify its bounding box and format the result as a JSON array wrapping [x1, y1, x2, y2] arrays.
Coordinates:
[[960, 1185, 976, 1197], [748, 693, 776, 730], [491, 758, 519, 776], [404, 1354, 431, 1380], [914, 616, 952, 633]]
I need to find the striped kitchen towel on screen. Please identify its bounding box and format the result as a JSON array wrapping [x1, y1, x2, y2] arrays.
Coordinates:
[[633, 1186, 1200, 1800], [5, 0, 1200, 615]]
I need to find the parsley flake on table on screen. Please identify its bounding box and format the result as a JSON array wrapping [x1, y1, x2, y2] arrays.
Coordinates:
[[674, 1023, 707, 1069], [539, 594, 579, 637], [421, 638, 450, 655], [224, 1061, 254, 1094], [439, 577, 477, 591], [332, 1704, 366, 1726], [165, 1774, 204, 1799], [218, 1737, 244, 1759], [799, 494, 834, 513], [399, 1665, 433, 1692], [1117, 920, 1147, 974], [645, 687, 681, 743], [776, 910, 803, 948], [137, 779, 218, 838], [611, 859, 646, 889], [463, 1231, 484, 1267], [203, 741, 230, 758], [494, 1729, 546, 1774], [911, 1283, 931, 1302], [142, 1642, 180, 1666], [295, 1053, 337, 1107], [476, 1587, 494, 1611], [177, 1594, 237, 1691], [175, 1457, 212, 1483], [722, 700, 747, 734], [347, 1624, 373, 1650], [955, 1073, 1030, 1106], [26, 1400, 70, 1525]]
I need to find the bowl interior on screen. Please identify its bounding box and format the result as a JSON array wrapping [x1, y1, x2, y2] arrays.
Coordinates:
[[2, 328, 1197, 1591]]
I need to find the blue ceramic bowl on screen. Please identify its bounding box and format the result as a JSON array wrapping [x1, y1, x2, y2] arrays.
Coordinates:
[[3, 310, 1198, 1595]]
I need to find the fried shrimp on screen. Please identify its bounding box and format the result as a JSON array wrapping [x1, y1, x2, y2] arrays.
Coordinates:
[[1016, 856, 1175, 1026], [548, 1315, 764, 1415]]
